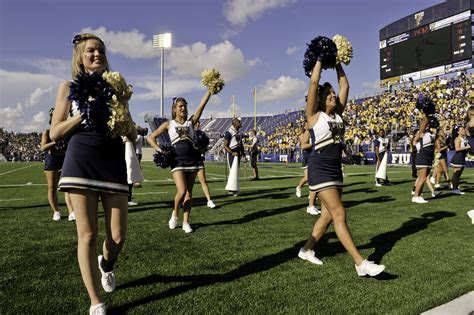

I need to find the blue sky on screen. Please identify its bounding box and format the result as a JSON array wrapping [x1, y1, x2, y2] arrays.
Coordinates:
[[0, 0, 443, 132]]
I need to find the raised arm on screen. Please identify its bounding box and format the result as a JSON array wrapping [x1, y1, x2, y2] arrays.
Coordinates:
[[413, 116, 428, 144], [146, 121, 170, 152], [191, 90, 212, 125], [335, 64, 349, 114], [306, 60, 322, 125], [50, 81, 83, 142]]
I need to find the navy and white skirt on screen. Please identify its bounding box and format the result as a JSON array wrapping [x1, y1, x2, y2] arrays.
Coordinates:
[[415, 146, 434, 169], [59, 132, 128, 195], [301, 150, 311, 170], [450, 151, 466, 168], [308, 143, 343, 192], [170, 140, 204, 173], [44, 152, 65, 172], [439, 150, 447, 160]]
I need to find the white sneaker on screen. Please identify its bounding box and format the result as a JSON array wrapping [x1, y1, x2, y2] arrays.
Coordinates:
[[355, 260, 385, 277], [52, 211, 61, 221], [298, 248, 323, 265], [97, 256, 115, 292], [68, 212, 76, 221], [89, 303, 106, 315], [182, 223, 193, 233], [431, 190, 442, 198], [411, 196, 428, 203], [449, 183, 453, 189], [467, 210, 474, 224], [169, 215, 178, 229], [434, 183, 441, 189], [429, 177, 435, 184], [306, 206, 320, 215], [452, 189, 465, 195], [411, 190, 415, 195], [207, 200, 216, 208], [296, 186, 302, 198], [375, 183, 382, 187], [128, 201, 138, 206]]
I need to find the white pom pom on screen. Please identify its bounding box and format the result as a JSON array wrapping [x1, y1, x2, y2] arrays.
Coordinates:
[[332, 34, 353, 65], [201, 68, 225, 94]]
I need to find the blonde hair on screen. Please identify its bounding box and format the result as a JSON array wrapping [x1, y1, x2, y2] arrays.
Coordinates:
[[71, 33, 109, 78]]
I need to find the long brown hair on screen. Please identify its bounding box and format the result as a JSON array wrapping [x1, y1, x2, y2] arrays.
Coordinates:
[[171, 97, 188, 120]]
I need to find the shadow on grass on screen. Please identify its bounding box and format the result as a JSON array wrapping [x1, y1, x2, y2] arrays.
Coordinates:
[[344, 195, 396, 208], [110, 241, 305, 313], [0, 203, 50, 211]]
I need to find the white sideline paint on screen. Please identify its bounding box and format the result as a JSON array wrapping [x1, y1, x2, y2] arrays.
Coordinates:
[[216, 186, 270, 191], [0, 198, 26, 202], [0, 183, 46, 187], [133, 192, 168, 195], [421, 291, 474, 315], [0, 164, 38, 176]]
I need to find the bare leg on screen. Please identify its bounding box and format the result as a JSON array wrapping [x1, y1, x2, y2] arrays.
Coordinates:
[[197, 168, 212, 202], [297, 168, 308, 189], [183, 171, 197, 224], [414, 168, 429, 197], [101, 192, 128, 265], [64, 192, 74, 214], [44, 171, 60, 213], [69, 189, 102, 306], [172, 171, 188, 218]]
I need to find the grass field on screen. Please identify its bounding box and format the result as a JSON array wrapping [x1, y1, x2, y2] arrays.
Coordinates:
[[1, 161, 473, 314]]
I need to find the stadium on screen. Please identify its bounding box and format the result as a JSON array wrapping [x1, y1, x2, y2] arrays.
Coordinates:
[[1, 0, 474, 314]]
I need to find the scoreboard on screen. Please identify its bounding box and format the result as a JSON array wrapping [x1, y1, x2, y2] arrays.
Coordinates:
[[380, 10, 472, 84]]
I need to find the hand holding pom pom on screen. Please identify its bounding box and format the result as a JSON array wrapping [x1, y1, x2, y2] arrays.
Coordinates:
[[303, 36, 338, 76], [153, 143, 176, 168], [201, 68, 225, 94], [332, 34, 353, 65], [416, 94, 436, 116]]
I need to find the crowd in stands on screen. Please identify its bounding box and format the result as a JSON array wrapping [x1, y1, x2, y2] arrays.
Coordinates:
[[0, 128, 43, 161], [1, 73, 472, 163]]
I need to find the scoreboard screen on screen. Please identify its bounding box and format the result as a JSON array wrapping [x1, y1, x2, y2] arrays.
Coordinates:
[[380, 10, 472, 82]]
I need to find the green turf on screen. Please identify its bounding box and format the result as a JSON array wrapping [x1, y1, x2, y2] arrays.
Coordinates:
[[1, 162, 473, 314]]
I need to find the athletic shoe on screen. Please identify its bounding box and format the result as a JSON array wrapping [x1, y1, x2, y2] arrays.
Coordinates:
[[375, 183, 382, 187], [467, 210, 474, 224], [452, 189, 465, 195], [449, 183, 453, 189], [298, 248, 323, 265], [434, 184, 441, 189], [429, 177, 435, 184], [411, 190, 415, 195], [52, 211, 61, 221], [207, 200, 216, 209], [97, 255, 115, 292], [168, 215, 178, 229], [182, 223, 193, 233], [431, 190, 442, 198], [128, 201, 138, 206], [89, 303, 106, 315], [296, 186, 302, 198], [233, 192, 239, 196], [68, 212, 76, 221], [306, 206, 320, 215], [132, 183, 142, 188], [411, 196, 428, 203], [355, 260, 385, 277]]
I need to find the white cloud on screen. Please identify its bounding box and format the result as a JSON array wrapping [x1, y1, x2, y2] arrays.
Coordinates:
[[257, 75, 306, 103], [223, 0, 297, 26], [80, 27, 156, 59], [286, 46, 298, 55], [166, 41, 259, 81], [132, 75, 203, 102], [17, 58, 70, 78], [0, 69, 60, 132]]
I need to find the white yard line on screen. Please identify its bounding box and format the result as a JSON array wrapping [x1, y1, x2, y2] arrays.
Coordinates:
[[0, 183, 46, 187], [133, 192, 168, 195], [216, 186, 271, 191], [0, 198, 26, 202], [0, 164, 38, 176]]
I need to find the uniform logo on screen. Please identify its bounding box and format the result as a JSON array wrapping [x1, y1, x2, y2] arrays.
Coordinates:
[[414, 11, 424, 27], [327, 121, 345, 143], [175, 126, 190, 140]]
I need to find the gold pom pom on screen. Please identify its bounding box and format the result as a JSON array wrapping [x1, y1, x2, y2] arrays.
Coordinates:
[[103, 71, 134, 138], [201, 68, 225, 95], [332, 34, 353, 65]]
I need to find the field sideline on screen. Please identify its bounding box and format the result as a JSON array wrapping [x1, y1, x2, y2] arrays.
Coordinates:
[[1, 161, 473, 314]]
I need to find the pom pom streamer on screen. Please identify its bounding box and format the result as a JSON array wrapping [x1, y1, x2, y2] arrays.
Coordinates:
[[303, 36, 337, 76], [193, 130, 210, 151], [416, 94, 436, 116], [153, 143, 176, 168], [332, 34, 353, 65], [201, 68, 225, 94]]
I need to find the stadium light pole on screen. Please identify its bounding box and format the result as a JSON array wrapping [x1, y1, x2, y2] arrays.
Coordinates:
[[153, 33, 172, 118]]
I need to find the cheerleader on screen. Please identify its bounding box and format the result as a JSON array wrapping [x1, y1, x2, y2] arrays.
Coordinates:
[[298, 59, 385, 277], [412, 115, 439, 203], [147, 93, 212, 233], [223, 118, 244, 196], [50, 33, 136, 314], [195, 121, 216, 209], [431, 123, 451, 189], [450, 125, 471, 195], [296, 123, 319, 215], [40, 108, 74, 221]]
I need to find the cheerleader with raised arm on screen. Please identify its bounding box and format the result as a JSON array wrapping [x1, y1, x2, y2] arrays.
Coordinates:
[[298, 35, 385, 277], [147, 94, 212, 233], [431, 123, 451, 189], [450, 125, 471, 195]]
